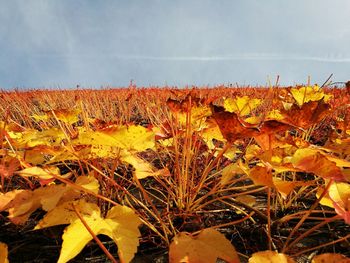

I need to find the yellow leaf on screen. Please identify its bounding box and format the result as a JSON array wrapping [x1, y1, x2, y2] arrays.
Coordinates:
[[89, 145, 120, 158], [266, 109, 285, 120], [76, 125, 155, 151], [224, 96, 261, 116], [16, 166, 61, 180], [58, 210, 107, 263], [36, 184, 67, 211], [317, 187, 334, 208], [290, 85, 325, 107], [104, 204, 142, 263], [177, 105, 212, 129], [244, 116, 261, 125], [45, 146, 91, 165], [0, 242, 9, 263], [328, 182, 350, 224], [328, 182, 350, 207], [245, 144, 262, 161], [249, 250, 296, 263], [223, 146, 240, 159], [32, 109, 81, 124], [31, 113, 50, 122], [35, 200, 98, 229], [74, 175, 100, 194], [158, 138, 175, 147], [6, 185, 67, 224], [51, 109, 81, 124], [312, 253, 350, 263], [35, 200, 141, 263], [120, 151, 169, 179], [282, 101, 293, 111], [201, 119, 226, 150], [3, 177, 97, 225], [169, 228, 240, 263], [9, 128, 66, 147]]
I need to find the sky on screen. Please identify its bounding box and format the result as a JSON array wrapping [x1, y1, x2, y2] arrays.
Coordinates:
[[1, 0, 350, 89]]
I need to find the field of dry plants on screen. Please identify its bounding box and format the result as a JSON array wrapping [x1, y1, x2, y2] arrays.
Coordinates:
[[0, 85, 350, 263]]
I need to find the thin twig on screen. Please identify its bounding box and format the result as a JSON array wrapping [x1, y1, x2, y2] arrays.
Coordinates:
[[72, 203, 118, 263]]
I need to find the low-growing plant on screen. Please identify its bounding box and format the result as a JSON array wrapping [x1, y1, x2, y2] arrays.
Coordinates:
[[0, 85, 349, 262]]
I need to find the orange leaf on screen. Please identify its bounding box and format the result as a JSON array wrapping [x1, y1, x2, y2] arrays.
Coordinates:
[[249, 166, 274, 188], [0, 242, 9, 263], [249, 250, 295, 262], [291, 148, 344, 181], [312, 253, 350, 263], [169, 228, 240, 263], [211, 106, 257, 143], [281, 100, 330, 129]]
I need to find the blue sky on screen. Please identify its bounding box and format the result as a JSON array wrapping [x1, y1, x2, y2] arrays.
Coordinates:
[[1, 0, 350, 89]]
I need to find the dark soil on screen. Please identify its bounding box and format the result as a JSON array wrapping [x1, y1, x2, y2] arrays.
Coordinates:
[[1, 192, 349, 263]]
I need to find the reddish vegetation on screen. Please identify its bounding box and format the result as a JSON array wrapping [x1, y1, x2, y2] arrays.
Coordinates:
[[0, 85, 350, 262]]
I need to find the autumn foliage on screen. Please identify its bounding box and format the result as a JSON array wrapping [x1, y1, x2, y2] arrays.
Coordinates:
[[0, 85, 349, 262]]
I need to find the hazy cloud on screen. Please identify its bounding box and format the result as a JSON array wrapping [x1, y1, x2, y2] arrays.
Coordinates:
[[1, 0, 349, 88]]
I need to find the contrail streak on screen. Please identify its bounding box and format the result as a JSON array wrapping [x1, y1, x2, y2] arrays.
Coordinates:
[[112, 53, 350, 63], [31, 53, 350, 63]]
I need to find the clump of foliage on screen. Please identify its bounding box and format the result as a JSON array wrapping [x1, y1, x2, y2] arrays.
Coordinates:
[[0, 85, 349, 262]]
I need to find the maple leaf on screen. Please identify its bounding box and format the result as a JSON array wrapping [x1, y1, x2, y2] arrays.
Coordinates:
[[167, 95, 212, 129], [35, 200, 141, 263], [0, 242, 9, 263], [16, 166, 61, 180], [290, 85, 325, 107], [76, 124, 155, 151], [4, 185, 68, 224], [50, 109, 81, 124], [327, 182, 350, 224], [248, 250, 295, 262], [169, 228, 240, 263], [244, 164, 306, 199], [120, 150, 170, 179], [291, 148, 345, 181], [248, 165, 275, 188], [166, 92, 213, 113], [211, 105, 258, 143], [311, 253, 350, 263], [281, 100, 330, 130], [32, 109, 81, 124], [0, 155, 20, 178], [224, 96, 261, 116], [8, 128, 66, 148], [0, 190, 24, 211], [272, 178, 309, 199], [324, 138, 350, 156], [0, 176, 99, 224], [177, 105, 212, 129]]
